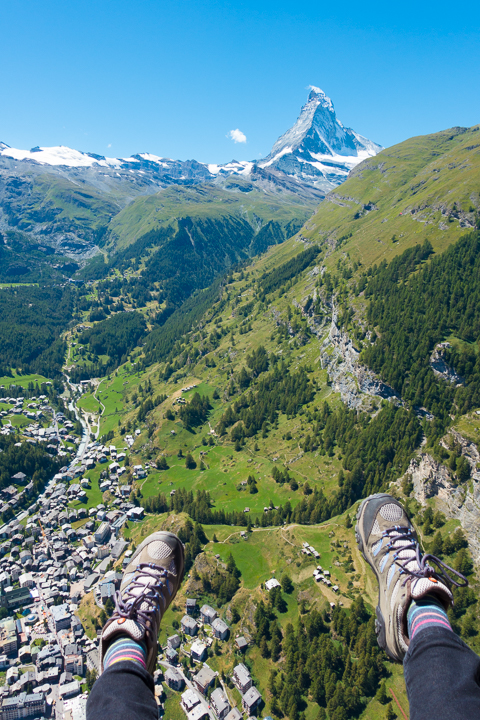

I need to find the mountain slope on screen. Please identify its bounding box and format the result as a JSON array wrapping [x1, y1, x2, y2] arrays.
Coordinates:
[[105, 179, 315, 250], [301, 124, 480, 268]]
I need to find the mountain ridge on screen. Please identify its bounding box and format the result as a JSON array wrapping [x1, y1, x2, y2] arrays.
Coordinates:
[[0, 86, 381, 195]]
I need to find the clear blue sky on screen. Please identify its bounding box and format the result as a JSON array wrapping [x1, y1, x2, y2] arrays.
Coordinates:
[[1, 0, 479, 163]]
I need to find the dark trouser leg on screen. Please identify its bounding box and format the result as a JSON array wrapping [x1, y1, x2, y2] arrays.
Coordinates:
[[86, 661, 158, 720], [404, 627, 480, 720]]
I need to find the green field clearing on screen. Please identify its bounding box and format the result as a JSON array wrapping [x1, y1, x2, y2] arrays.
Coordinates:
[[77, 394, 102, 414], [0, 283, 38, 288], [69, 467, 103, 510], [162, 689, 185, 720], [6, 415, 30, 428], [453, 410, 480, 445], [0, 373, 49, 388]]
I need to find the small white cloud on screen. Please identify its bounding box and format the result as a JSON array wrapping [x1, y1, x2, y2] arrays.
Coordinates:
[[227, 129, 247, 144], [107, 143, 112, 148]]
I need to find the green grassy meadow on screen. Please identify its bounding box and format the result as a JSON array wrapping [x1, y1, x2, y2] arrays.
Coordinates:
[[0, 372, 49, 388]]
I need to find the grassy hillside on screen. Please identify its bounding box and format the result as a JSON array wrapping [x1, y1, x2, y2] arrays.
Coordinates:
[[106, 181, 315, 250], [2, 173, 117, 240], [302, 124, 480, 270]]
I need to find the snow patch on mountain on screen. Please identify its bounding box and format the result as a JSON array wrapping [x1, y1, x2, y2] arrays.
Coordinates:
[[0, 144, 123, 168], [208, 160, 253, 176], [136, 152, 173, 166], [0, 142, 251, 180]]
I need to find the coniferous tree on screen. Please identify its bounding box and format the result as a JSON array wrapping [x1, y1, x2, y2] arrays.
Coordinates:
[[386, 704, 397, 720], [185, 452, 197, 469], [281, 574, 293, 594]]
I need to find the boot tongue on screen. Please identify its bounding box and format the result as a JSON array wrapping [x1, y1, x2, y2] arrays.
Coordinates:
[[391, 535, 419, 574], [390, 533, 454, 608]]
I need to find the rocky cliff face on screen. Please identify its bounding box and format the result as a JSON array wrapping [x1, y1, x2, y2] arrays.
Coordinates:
[[399, 432, 480, 564]]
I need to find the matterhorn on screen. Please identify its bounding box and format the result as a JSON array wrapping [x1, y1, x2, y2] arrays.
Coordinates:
[[258, 86, 382, 191]]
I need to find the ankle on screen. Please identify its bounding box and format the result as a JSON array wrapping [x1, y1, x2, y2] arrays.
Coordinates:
[[407, 594, 451, 640], [103, 634, 148, 671]]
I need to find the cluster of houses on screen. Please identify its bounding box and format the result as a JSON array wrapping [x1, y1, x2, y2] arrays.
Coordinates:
[[162, 600, 262, 720], [68, 441, 151, 506], [181, 385, 198, 394], [0, 394, 50, 424], [312, 566, 339, 593], [0, 393, 78, 459], [172, 384, 198, 407], [0, 478, 35, 518], [303, 544, 340, 593], [0, 577, 91, 720], [0, 435, 156, 720], [0, 586, 95, 719], [302, 542, 320, 559]]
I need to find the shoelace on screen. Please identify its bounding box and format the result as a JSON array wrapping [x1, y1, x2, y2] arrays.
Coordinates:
[[384, 526, 468, 589], [111, 563, 169, 639]]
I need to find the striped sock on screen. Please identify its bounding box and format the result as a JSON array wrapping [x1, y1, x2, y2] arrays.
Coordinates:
[[407, 594, 452, 640], [104, 635, 147, 670]]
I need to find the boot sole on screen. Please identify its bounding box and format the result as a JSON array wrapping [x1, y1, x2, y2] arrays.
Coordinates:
[[355, 493, 397, 661]]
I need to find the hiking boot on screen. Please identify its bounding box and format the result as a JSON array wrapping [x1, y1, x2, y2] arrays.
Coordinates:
[[355, 493, 466, 662], [99, 531, 185, 673]]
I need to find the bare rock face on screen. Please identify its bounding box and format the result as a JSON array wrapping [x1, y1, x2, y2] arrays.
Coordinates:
[[448, 429, 480, 467], [403, 453, 454, 505], [400, 438, 480, 564], [430, 342, 464, 385], [317, 313, 398, 410]]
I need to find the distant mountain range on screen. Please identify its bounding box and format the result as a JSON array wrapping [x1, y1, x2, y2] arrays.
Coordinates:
[[0, 87, 380, 194], [0, 88, 382, 277]]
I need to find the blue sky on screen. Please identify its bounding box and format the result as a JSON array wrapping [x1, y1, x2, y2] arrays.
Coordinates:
[[1, 0, 479, 163]]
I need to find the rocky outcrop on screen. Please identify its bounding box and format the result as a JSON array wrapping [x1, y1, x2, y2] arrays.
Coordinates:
[[430, 342, 464, 385], [400, 454, 454, 506], [320, 319, 398, 409], [307, 300, 398, 409], [399, 438, 480, 564]]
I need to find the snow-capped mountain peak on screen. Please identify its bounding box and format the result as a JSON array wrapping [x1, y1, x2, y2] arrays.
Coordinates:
[[258, 86, 382, 191], [307, 85, 334, 111]]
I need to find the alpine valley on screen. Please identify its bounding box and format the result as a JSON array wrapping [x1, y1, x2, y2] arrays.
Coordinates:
[[1, 87, 480, 720]]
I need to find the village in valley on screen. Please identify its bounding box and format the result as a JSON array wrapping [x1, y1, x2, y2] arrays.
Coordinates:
[[0, 376, 349, 720]]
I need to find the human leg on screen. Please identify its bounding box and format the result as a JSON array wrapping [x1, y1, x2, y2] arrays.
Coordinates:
[[86, 530, 185, 720], [404, 625, 480, 720], [86, 661, 158, 720], [355, 493, 479, 719]]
